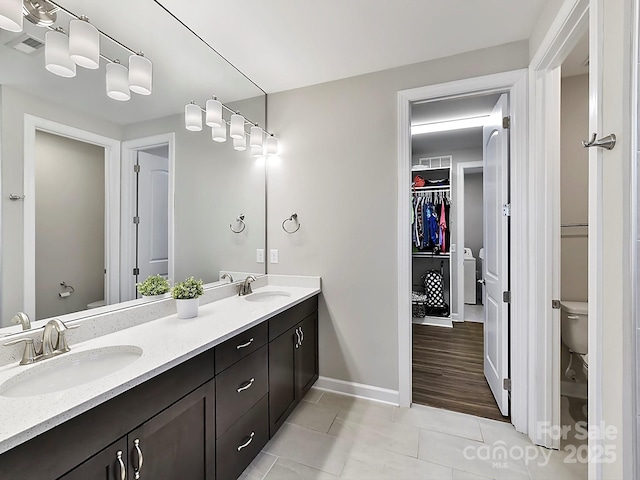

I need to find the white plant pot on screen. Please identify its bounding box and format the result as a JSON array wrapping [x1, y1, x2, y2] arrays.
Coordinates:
[[176, 297, 199, 319], [141, 294, 166, 302]]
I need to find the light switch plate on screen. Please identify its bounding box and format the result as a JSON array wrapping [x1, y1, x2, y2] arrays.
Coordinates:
[[270, 249, 279, 264], [450, 244, 456, 253], [256, 249, 265, 263]]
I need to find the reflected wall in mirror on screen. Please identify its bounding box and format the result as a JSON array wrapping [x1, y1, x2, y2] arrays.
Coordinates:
[[0, 0, 267, 330]]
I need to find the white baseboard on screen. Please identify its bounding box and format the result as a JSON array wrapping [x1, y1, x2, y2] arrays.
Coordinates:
[[412, 316, 453, 328], [314, 376, 399, 405]]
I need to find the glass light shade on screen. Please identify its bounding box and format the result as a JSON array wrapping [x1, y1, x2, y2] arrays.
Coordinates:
[[206, 99, 223, 127], [69, 18, 100, 69], [106, 62, 130, 101], [230, 114, 245, 139], [265, 136, 279, 155], [249, 126, 263, 148], [45, 30, 76, 78], [185, 103, 202, 131], [212, 123, 227, 142], [129, 54, 152, 95], [0, 0, 23, 32], [233, 133, 246, 151], [251, 145, 264, 157]]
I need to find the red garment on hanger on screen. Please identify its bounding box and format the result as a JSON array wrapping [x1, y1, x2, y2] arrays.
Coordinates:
[[439, 201, 447, 253]]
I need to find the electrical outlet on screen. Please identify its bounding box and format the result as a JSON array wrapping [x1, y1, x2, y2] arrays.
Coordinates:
[[270, 249, 279, 264], [256, 249, 265, 263]]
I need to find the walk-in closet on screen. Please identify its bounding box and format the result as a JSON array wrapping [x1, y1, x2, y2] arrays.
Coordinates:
[[410, 94, 509, 421]]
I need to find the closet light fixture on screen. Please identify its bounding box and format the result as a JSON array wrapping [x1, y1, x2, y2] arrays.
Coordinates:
[[45, 28, 76, 78], [233, 133, 247, 151], [230, 113, 245, 139], [249, 125, 263, 148], [185, 102, 203, 131], [206, 98, 223, 128], [265, 135, 279, 155], [69, 16, 100, 69], [128, 53, 152, 95], [411, 115, 489, 135], [0, 0, 23, 32], [212, 123, 227, 142], [106, 60, 130, 101]]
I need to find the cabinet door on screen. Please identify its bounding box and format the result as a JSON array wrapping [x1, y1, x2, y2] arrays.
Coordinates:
[[128, 380, 215, 480], [58, 438, 127, 480], [295, 313, 318, 400], [268, 325, 297, 436]]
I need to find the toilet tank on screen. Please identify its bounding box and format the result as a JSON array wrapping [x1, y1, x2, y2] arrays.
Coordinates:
[[560, 301, 588, 355]]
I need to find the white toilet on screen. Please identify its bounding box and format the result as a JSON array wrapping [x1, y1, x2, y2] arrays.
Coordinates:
[[560, 301, 589, 377]]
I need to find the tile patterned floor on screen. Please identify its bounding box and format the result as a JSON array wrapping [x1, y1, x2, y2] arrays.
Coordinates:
[[240, 389, 588, 480]]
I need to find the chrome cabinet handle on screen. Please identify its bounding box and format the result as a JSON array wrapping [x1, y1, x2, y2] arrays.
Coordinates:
[[237, 432, 255, 451], [299, 326, 304, 344], [295, 328, 301, 348], [133, 439, 143, 479], [236, 338, 254, 350], [116, 450, 126, 480], [237, 378, 255, 393]]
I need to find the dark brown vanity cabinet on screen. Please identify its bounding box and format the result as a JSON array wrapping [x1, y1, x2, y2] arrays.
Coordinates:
[[57, 438, 128, 480]]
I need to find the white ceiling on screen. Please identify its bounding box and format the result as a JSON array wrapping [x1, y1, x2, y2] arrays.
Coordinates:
[[157, 0, 549, 93]]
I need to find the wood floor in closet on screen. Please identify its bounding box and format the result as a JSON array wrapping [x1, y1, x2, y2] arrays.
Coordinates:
[[412, 322, 509, 422]]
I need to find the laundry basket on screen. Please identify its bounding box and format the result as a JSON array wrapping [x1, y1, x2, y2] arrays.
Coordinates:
[[411, 291, 428, 318]]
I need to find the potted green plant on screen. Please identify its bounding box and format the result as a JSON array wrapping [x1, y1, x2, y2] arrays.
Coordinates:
[[172, 277, 204, 319], [136, 274, 170, 299]]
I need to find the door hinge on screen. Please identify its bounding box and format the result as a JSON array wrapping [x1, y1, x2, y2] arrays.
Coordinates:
[[503, 291, 511, 303], [552, 300, 562, 310], [502, 204, 511, 217], [133, 164, 141, 173], [133, 216, 140, 224], [503, 116, 511, 129], [133, 267, 140, 276], [503, 378, 512, 391]]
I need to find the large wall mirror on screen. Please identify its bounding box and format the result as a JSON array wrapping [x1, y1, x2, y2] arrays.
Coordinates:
[[0, 0, 267, 331]]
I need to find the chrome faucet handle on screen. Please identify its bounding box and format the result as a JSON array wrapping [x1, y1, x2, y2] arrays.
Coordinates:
[[4, 337, 38, 365]]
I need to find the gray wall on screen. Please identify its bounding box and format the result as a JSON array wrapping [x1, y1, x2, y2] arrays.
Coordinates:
[[0, 86, 123, 324], [464, 173, 484, 259], [266, 40, 529, 391], [560, 74, 589, 302], [35, 132, 105, 319]]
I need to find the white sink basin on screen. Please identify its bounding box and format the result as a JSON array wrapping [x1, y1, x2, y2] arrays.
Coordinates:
[[0, 345, 143, 398], [244, 291, 292, 303]]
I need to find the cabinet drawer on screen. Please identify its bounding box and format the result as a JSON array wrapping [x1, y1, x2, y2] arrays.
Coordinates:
[[216, 395, 268, 480], [215, 322, 267, 375], [268, 295, 318, 341], [215, 345, 268, 438]]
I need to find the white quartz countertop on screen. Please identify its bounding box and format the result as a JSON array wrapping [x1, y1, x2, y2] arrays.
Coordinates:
[[0, 279, 320, 454]]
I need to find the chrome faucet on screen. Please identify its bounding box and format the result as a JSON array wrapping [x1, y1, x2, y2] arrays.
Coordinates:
[[3, 318, 78, 365], [239, 275, 257, 296], [11, 312, 31, 331], [221, 273, 234, 284]]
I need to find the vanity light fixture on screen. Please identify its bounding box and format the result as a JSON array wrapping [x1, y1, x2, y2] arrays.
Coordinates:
[[265, 135, 279, 155], [128, 53, 152, 95], [0, 0, 23, 32], [233, 133, 247, 151], [249, 125, 263, 148], [185, 102, 203, 131], [212, 122, 227, 142], [411, 115, 489, 135], [230, 113, 245, 139], [250, 145, 264, 157], [68, 16, 100, 69], [106, 60, 130, 101], [206, 97, 223, 128], [45, 27, 76, 78]]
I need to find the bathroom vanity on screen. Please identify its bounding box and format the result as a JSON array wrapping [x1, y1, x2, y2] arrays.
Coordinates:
[[0, 277, 320, 480]]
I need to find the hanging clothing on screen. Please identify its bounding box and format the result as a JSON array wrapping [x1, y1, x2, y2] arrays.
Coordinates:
[[439, 201, 447, 253]]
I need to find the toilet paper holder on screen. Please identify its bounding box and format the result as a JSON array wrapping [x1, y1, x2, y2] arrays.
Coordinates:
[[59, 281, 75, 298]]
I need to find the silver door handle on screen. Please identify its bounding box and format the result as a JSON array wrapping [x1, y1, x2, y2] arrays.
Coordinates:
[[116, 450, 126, 480], [582, 133, 616, 150], [237, 378, 255, 392], [133, 439, 143, 479], [236, 338, 254, 350], [477, 279, 486, 285], [237, 432, 255, 451]]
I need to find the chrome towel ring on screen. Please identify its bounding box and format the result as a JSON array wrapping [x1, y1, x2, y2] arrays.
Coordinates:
[[282, 213, 300, 234], [230, 214, 246, 233]]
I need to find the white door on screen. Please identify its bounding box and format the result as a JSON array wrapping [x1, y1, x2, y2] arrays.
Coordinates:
[[483, 93, 510, 416], [136, 150, 169, 293]]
